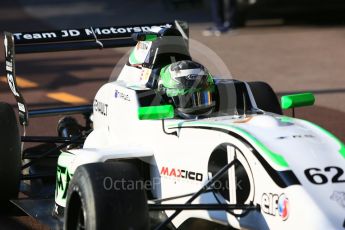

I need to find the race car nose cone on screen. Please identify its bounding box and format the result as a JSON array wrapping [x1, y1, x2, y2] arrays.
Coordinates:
[[249, 115, 288, 128]]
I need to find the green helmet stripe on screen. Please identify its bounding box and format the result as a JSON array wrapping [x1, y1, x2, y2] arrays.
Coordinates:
[[160, 65, 215, 97], [160, 65, 173, 88]]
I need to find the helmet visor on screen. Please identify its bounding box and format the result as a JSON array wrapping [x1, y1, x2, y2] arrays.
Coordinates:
[[172, 90, 215, 115]]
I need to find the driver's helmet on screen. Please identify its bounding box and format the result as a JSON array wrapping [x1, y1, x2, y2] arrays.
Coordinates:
[[159, 60, 216, 118]]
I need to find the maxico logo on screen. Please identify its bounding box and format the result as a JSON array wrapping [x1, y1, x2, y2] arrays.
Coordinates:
[[160, 166, 203, 182], [262, 193, 289, 220]]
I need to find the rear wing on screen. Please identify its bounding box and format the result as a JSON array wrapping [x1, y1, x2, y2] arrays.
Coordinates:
[[3, 21, 189, 125]]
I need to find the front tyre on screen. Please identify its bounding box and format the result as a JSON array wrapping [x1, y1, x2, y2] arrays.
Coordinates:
[[0, 102, 21, 212], [64, 162, 149, 230]]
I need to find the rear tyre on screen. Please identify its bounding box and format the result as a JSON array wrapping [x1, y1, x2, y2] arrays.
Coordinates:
[[0, 103, 21, 212], [247, 81, 283, 115], [65, 162, 149, 230]]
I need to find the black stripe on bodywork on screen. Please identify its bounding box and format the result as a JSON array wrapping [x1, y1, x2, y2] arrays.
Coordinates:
[[173, 126, 301, 188]]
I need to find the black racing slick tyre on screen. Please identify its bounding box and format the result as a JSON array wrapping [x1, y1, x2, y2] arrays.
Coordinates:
[[0, 103, 21, 211], [247, 81, 283, 115], [65, 162, 149, 230]]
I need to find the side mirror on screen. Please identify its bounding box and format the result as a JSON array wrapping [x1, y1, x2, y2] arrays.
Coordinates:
[[138, 105, 174, 120], [281, 92, 315, 117]]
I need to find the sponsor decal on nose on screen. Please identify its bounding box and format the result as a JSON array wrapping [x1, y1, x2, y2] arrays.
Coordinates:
[[262, 193, 289, 220], [278, 194, 289, 221]]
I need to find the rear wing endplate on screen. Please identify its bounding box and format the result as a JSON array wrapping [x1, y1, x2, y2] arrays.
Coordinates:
[[3, 21, 188, 125]]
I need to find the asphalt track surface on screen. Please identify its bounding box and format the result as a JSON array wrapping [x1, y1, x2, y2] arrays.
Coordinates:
[[0, 0, 345, 229]]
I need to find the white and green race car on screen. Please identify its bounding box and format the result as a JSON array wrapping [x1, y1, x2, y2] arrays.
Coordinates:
[[1, 21, 345, 230]]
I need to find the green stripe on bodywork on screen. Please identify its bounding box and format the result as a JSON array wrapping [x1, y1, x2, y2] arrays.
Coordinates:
[[169, 121, 289, 168], [138, 105, 174, 120], [302, 120, 345, 159]]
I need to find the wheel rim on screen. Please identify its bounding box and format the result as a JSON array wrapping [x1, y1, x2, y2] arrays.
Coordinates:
[[77, 204, 85, 230], [66, 192, 86, 230]]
